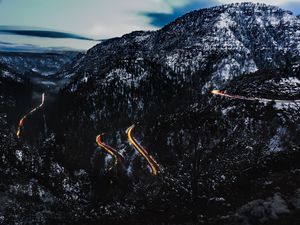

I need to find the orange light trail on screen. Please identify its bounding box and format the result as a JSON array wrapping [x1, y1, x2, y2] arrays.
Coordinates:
[[211, 90, 249, 100], [126, 125, 159, 176], [16, 93, 45, 138], [96, 133, 124, 170], [211, 90, 300, 103]]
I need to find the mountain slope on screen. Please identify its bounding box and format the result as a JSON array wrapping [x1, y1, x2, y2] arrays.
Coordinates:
[[61, 2, 300, 89], [48, 3, 300, 224], [1, 2, 300, 225]]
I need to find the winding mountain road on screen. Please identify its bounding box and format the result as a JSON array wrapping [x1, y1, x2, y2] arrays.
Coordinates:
[[16, 93, 45, 138], [96, 133, 124, 170], [126, 125, 159, 176], [211, 90, 300, 103]]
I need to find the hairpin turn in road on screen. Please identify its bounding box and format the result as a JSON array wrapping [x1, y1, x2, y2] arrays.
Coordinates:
[[96, 133, 124, 170], [126, 124, 159, 176]]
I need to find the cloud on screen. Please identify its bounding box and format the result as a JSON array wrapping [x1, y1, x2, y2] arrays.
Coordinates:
[[0, 26, 96, 41], [0, 41, 79, 53], [281, 1, 300, 15], [142, 0, 217, 27], [0, 42, 42, 52]]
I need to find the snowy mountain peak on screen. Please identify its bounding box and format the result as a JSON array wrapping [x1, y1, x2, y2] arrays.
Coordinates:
[[60, 3, 300, 91]]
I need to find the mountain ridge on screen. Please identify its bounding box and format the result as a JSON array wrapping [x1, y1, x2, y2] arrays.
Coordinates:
[[60, 2, 300, 92]]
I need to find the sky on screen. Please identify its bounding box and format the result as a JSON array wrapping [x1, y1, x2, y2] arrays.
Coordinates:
[[0, 0, 300, 51]]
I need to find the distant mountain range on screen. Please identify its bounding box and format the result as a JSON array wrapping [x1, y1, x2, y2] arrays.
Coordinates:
[[0, 51, 79, 76]]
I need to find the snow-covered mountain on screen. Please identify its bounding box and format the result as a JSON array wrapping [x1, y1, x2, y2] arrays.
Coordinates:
[[51, 3, 300, 224], [57, 2, 300, 164], [61, 2, 300, 91], [0, 3, 300, 225]]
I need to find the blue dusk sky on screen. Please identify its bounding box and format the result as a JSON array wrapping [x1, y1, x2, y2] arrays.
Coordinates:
[[0, 0, 300, 51]]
